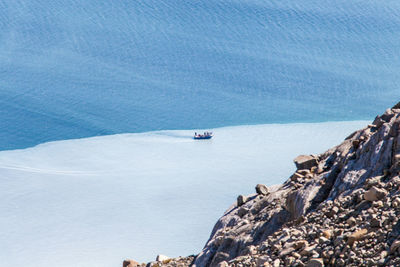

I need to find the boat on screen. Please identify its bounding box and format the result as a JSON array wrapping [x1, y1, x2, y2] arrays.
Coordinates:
[[194, 131, 213, 140]]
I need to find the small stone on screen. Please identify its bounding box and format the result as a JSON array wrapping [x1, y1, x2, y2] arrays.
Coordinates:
[[352, 139, 360, 149], [237, 207, 248, 217], [237, 195, 248, 206], [322, 230, 332, 239], [156, 255, 169, 262], [305, 258, 324, 267], [318, 236, 329, 245], [336, 258, 345, 266], [256, 184, 269, 195], [285, 257, 295, 266], [365, 176, 382, 188], [380, 250, 388, 259], [346, 217, 356, 227], [390, 240, 400, 253], [123, 259, 140, 267], [291, 172, 303, 181], [326, 206, 339, 217], [216, 261, 229, 267], [392, 197, 400, 207], [292, 252, 301, 259], [273, 258, 280, 267], [256, 256, 269, 266], [300, 244, 317, 256], [272, 243, 282, 251], [373, 200, 384, 208], [295, 259, 306, 267], [291, 229, 303, 237], [294, 240, 309, 250], [370, 216, 381, 228], [347, 229, 368, 245]]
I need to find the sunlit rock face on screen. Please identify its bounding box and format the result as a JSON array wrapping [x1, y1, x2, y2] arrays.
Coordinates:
[[193, 104, 400, 267]]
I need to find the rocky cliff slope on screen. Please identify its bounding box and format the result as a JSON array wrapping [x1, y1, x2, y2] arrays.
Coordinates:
[[125, 101, 400, 267]]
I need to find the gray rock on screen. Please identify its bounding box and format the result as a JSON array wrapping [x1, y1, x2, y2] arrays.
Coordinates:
[[305, 258, 324, 267], [237, 207, 248, 217], [370, 216, 381, 228], [256, 184, 269, 195], [237, 195, 248, 206], [390, 240, 400, 253], [294, 155, 318, 170]]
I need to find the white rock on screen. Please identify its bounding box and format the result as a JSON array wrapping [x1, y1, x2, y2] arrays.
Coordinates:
[[156, 254, 170, 262]]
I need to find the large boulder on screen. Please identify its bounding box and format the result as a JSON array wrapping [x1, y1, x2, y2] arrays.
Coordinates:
[[255, 184, 269, 195], [156, 255, 170, 262], [293, 155, 318, 170], [364, 186, 388, 202], [123, 260, 139, 267]]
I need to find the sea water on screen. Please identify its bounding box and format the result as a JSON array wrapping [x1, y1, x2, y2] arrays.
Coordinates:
[[0, 0, 399, 150], [0, 0, 398, 266], [0, 121, 368, 267]]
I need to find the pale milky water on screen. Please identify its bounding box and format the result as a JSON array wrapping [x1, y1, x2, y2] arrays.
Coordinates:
[[0, 121, 367, 267]]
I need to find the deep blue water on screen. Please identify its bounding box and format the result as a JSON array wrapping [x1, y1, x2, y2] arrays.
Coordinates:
[[1, 0, 399, 150]]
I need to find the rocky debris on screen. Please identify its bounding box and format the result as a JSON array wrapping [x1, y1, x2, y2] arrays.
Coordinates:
[[294, 155, 318, 170], [134, 102, 400, 267], [256, 184, 269, 195], [145, 256, 195, 267]]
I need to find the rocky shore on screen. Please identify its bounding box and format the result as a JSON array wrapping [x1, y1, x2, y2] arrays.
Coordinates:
[[125, 101, 400, 267]]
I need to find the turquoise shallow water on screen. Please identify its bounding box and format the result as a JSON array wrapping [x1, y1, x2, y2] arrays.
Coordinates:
[[0, 0, 399, 150]]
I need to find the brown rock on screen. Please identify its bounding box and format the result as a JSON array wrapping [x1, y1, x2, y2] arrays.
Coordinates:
[[322, 230, 332, 239], [291, 172, 304, 181], [294, 240, 309, 250], [352, 139, 360, 149], [346, 217, 356, 227], [347, 229, 368, 245], [364, 186, 388, 202], [300, 244, 317, 256], [123, 259, 139, 267]]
